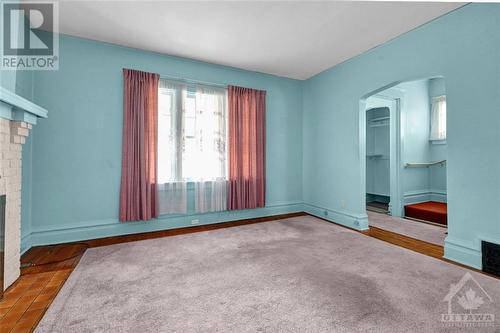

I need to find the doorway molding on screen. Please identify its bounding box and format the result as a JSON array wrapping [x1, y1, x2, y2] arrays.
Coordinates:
[[359, 76, 446, 222]]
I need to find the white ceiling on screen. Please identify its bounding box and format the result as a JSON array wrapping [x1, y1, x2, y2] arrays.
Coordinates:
[[56, 1, 464, 80]]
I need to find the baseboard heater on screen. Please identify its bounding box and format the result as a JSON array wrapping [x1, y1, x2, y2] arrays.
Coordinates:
[[482, 241, 500, 277]]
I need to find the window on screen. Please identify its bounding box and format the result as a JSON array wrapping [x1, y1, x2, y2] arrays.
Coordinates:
[[430, 95, 446, 141], [157, 80, 227, 183]]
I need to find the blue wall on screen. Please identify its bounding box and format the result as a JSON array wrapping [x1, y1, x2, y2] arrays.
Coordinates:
[[0, 71, 16, 93], [302, 4, 500, 268], [23, 34, 303, 248], [399, 80, 431, 197], [0, 60, 33, 98]]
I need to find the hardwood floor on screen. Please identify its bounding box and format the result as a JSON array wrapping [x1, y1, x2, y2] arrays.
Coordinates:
[[0, 212, 493, 332], [20, 243, 88, 275], [361, 226, 444, 259], [0, 270, 72, 333]]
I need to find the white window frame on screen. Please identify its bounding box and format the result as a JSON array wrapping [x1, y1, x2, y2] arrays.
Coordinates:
[[157, 79, 228, 183], [430, 95, 447, 143]]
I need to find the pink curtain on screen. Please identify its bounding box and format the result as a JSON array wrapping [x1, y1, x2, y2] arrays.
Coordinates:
[[227, 85, 266, 210], [119, 69, 160, 221]]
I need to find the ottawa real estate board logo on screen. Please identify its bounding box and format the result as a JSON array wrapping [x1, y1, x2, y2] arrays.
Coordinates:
[[1, 1, 59, 70], [441, 272, 496, 328]]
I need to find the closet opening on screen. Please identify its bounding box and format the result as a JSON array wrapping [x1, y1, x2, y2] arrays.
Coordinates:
[[366, 105, 391, 214]]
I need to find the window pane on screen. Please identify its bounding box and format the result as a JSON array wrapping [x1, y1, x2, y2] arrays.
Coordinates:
[[439, 100, 446, 139], [158, 80, 227, 182], [185, 95, 196, 118], [430, 95, 446, 141], [158, 89, 173, 184], [182, 138, 197, 180]]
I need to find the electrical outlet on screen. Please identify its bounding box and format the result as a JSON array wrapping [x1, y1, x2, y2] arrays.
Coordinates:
[[341, 200, 347, 209], [191, 219, 200, 225]]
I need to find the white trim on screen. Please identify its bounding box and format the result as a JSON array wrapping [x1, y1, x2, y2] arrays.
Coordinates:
[[303, 203, 369, 231], [403, 189, 447, 204], [444, 236, 482, 269]]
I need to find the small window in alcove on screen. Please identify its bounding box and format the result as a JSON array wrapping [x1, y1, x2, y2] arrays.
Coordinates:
[[430, 95, 446, 142]]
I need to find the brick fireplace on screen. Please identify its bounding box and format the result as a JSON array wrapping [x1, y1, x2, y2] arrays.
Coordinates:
[[0, 119, 32, 289], [0, 87, 47, 291]]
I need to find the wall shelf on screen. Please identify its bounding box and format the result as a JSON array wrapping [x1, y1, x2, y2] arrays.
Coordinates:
[[368, 123, 389, 128], [367, 154, 389, 160], [370, 116, 390, 122], [368, 116, 389, 128]]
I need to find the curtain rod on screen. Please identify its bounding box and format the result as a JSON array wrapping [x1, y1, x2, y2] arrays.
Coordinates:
[[159, 74, 227, 89], [123, 68, 228, 88]]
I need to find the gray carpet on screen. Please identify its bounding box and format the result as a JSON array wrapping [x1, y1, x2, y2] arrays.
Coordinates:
[[368, 211, 447, 246], [36, 216, 499, 332]]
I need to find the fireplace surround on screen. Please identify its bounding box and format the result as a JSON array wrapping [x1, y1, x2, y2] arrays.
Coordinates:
[[0, 87, 48, 291]]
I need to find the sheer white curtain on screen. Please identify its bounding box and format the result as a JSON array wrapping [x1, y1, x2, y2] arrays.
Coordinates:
[[192, 85, 227, 213], [158, 182, 187, 214], [195, 180, 227, 213], [430, 95, 447, 141], [157, 79, 227, 214]]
